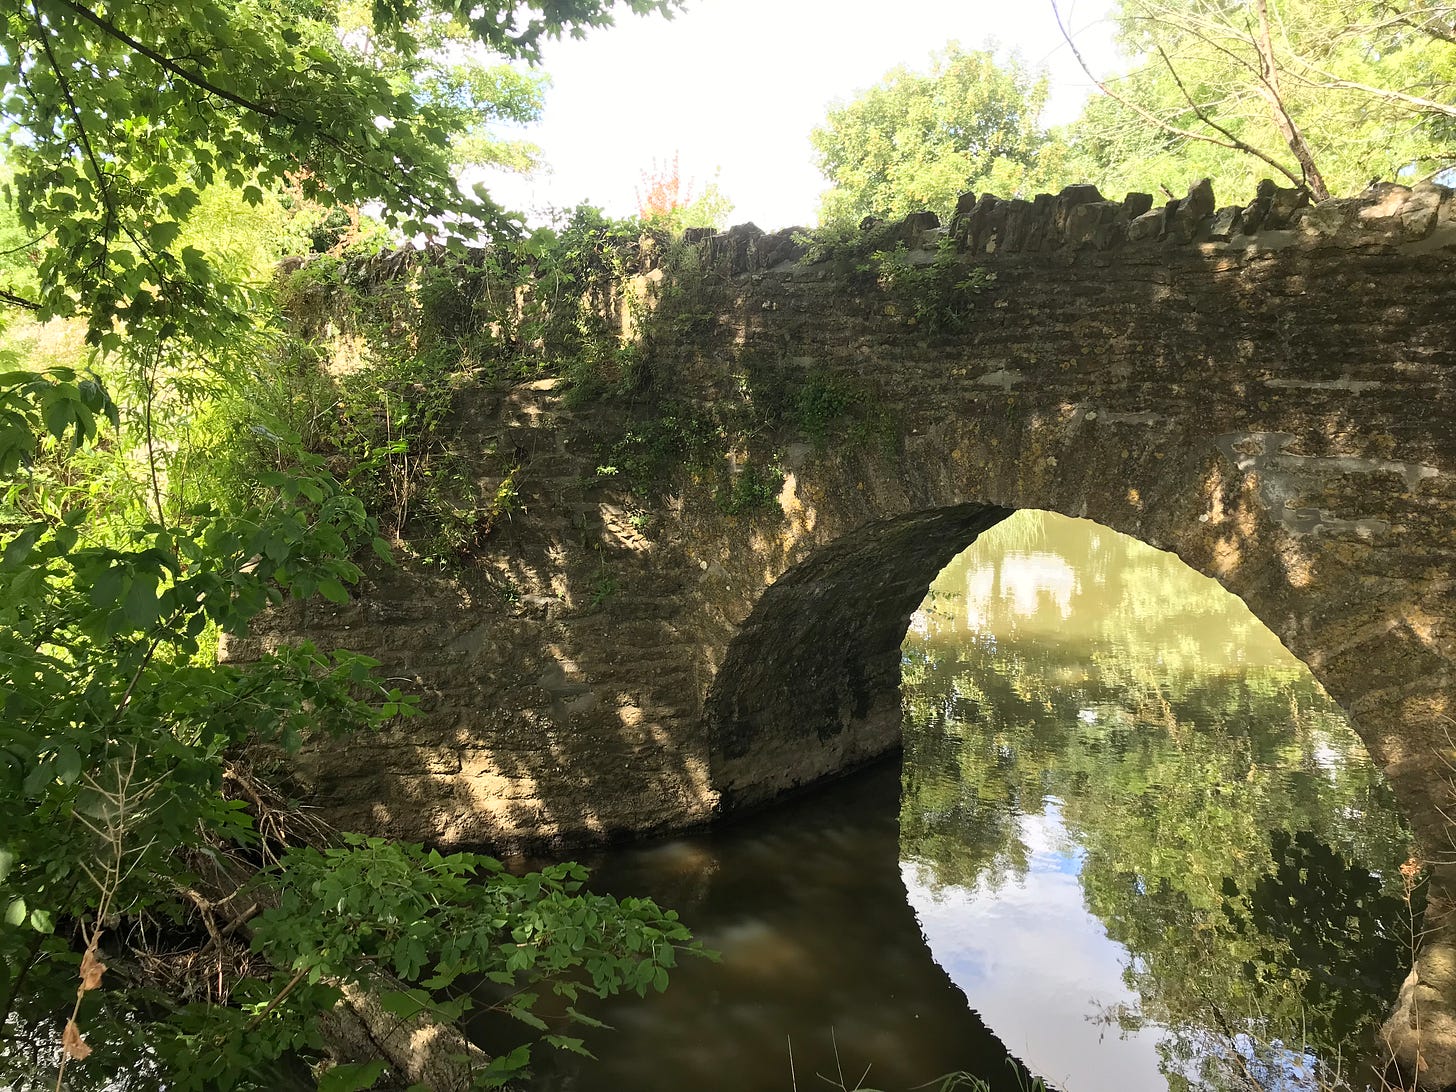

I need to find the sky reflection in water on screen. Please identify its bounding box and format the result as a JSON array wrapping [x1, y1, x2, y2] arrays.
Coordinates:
[[510, 511, 1414, 1091], [900, 511, 1416, 1091]]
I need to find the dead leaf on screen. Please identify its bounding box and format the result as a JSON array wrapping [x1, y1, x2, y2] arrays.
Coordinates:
[[62, 1019, 91, 1060], [79, 949, 106, 993]]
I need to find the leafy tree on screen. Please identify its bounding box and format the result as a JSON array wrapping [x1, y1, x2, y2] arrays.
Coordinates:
[[635, 153, 734, 231], [1054, 0, 1456, 201], [811, 44, 1062, 225], [0, 1, 703, 1089]]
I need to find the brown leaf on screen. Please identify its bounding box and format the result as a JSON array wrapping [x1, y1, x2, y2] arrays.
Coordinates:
[[79, 949, 106, 993], [62, 1019, 92, 1060]]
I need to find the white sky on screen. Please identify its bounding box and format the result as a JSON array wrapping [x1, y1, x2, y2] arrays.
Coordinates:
[[481, 0, 1123, 230]]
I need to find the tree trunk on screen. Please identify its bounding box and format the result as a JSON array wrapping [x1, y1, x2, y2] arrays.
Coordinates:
[[316, 981, 495, 1092], [1252, 0, 1331, 199]]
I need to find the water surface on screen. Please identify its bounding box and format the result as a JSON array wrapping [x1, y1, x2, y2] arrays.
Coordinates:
[[505, 511, 1416, 1091]]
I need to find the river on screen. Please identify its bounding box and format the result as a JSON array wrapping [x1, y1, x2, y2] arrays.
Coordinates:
[[496, 510, 1418, 1092]]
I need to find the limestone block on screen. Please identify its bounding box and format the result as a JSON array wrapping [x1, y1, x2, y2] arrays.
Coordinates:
[[968, 195, 1007, 254], [1000, 198, 1033, 251], [1121, 192, 1154, 220], [1179, 177, 1216, 222], [888, 210, 940, 247], [1025, 191, 1057, 251], [1053, 184, 1106, 241], [948, 190, 978, 244], [1262, 182, 1311, 230], [1127, 208, 1166, 242], [1207, 206, 1243, 241], [1093, 219, 1128, 250], [1066, 200, 1120, 248], [1299, 198, 1358, 237]]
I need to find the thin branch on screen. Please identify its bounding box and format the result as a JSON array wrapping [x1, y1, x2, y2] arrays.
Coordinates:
[[32, 2, 169, 289], [54, 0, 282, 120], [140, 346, 168, 529], [1051, 0, 1309, 192], [51, 0, 421, 204], [245, 965, 309, 1030], [1127, 0, 1329, 197], [1283, 63, 1456, 119], [30, 1, 116, 237], [0, 230, 51, 258], [1251, 0, 1330, 198], [0, 287, 40, 310]]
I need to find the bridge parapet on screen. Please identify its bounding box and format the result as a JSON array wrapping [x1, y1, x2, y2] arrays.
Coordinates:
[[659, 179, 1456, 280]]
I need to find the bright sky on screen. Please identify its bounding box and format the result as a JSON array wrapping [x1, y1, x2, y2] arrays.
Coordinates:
[[481, 0, 1123, 230]]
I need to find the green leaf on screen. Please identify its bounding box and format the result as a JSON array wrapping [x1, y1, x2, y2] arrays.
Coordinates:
[[1, 526, 43, 572], [41, 396, 73, 443], [316, 1060, 388, 1092], [122, 574, 160, 629], [317, 578, 350, 604], [54, 744, 83, 786], [378, 990, 426, 1019], [543, 1034, 593, 1057], [4, 897, 26, 927], [28, 908, 54, 933], [148, 220, 183, 250]]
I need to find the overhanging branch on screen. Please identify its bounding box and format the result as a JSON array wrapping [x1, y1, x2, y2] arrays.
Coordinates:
[[1050, 0, 1310, 194]]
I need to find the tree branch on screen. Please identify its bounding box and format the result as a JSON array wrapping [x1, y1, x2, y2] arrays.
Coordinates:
[[31, 3, 117, 235], [1251, 0, 1330, 199], [53, 0, 282, 121], [0, 287, 41, 310], [50, 0, 433, 208], [1283, 63, 1456, 119], [1051, 0, 1310, 193]]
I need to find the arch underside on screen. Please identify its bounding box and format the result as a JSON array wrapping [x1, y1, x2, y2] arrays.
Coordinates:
[[706, 503, 1012, 808]]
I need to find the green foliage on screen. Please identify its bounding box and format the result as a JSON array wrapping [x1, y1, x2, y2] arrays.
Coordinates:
[[260, 204, 652, 562], [0, 0, 702, 1086], [790, 373, 865, 445], [1057, 0, 1456, 199], [0, 0, 682, 343], [872, 242, 995, 336], [241, 837, 702, 1087], [716, 461, 784, 516], [812, 44, 1062, 224], [600, 402, 723, 495]]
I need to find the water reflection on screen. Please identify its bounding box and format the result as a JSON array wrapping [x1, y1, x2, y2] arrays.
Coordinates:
[[506, 761, 1043, 1091], [504, 510, 1416, 1091], [902, 510, 1417, 1090]]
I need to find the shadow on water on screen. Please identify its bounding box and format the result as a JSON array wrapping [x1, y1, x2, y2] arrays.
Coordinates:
[[478, 756, 1045, 1092]]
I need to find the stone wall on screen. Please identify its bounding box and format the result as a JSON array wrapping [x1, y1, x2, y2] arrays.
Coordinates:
[[233, 177, 1456, 849], [230, 178, 1456, 1076]]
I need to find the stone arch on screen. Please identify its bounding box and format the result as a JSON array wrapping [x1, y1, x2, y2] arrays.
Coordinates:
[[696, 371, 1450, 835], [698, 428, 1455, 1079], [705, 502, 1011, 809], [238, 180, 1456, 1082]]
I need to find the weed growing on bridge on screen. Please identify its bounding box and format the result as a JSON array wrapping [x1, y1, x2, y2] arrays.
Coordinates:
[[873, 240, 996, 336], [718, 461, 786, 516]]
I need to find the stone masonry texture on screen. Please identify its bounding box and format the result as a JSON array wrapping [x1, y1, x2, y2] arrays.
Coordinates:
[[229, 179, 1456, 1083]]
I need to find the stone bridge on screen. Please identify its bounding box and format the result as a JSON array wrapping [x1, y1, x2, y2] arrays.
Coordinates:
[[237, 179, 1456, 1079]]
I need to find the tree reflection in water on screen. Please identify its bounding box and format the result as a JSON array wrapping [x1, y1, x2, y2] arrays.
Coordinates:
[[900, 510, 1420, 1091]]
